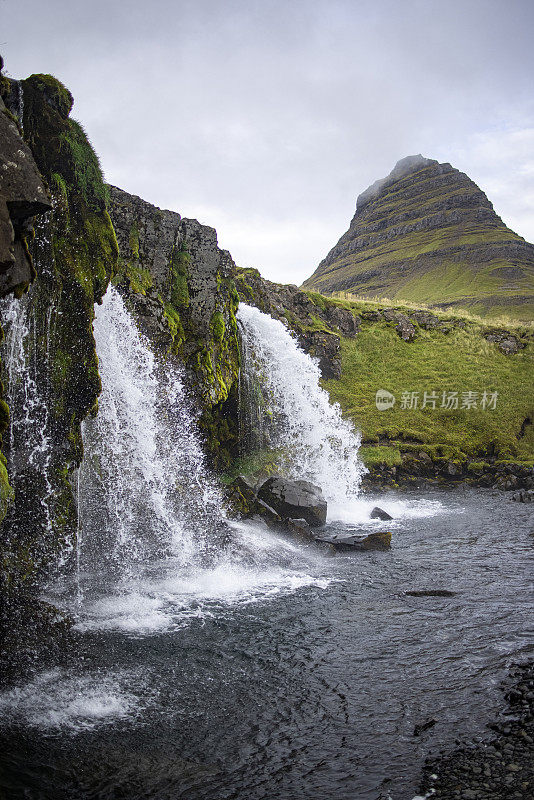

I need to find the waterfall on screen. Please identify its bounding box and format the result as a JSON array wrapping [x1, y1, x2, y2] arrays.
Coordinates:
[[68, 287, 326, 629], [1, 294, 55, 538], [237, 304, 365, 505], [77, 286, 225, 589]]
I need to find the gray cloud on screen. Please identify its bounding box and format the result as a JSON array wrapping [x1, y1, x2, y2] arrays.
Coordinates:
[[3, 0, 534, 283]]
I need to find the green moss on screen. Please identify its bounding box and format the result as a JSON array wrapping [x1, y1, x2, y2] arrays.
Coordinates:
[[220, 448, 283, 484], [50, 172, 68, 206], [169, 244, 190, 308], [125, 264, 153, 296], [58, 119, 108, 210], [129, 224, 140, 260], [467, 461, 490, 472], [0, 457, 14, 523], [163, 304, 184, 347], [210, 311, 225, 342], [359, 445, 402, 467], [24, 73, 73, 117]]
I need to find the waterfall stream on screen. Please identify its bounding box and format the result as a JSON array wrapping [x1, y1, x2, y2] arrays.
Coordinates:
[[237, 304, 365, 514], [0, 293, 56, 541], [77, 286, 224, 585]]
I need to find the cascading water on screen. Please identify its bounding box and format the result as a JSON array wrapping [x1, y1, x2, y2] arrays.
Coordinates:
[[76, 286, 225, 588], [70, 288, 325, 632], [237, 304, 366, 510], [0, 293, 56, 539]]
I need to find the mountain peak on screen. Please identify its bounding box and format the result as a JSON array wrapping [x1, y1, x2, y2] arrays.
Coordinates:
[[356, 154, 437, 212], [303, 156, 534, 320]]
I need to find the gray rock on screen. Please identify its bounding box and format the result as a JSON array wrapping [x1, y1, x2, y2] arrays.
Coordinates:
[[370, 506, 393, 520], [410, 310, 440, 329], [315, 530, 392, 552], [511, 489, 534, 503], [324, 306, 361, 336], [484, 329, 525, 355], [297, 329, 341, 379], [257, 477, 327, 527], [0, 94, 51, 295], [395, 314, 416, 342], [284, 518, 315, 541]]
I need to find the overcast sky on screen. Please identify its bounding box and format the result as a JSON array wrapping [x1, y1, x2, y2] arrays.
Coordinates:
[[2, 0, 533, 284]]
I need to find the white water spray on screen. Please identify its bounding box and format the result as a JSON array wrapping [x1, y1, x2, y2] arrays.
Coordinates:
[[237, 304, 366, 506], [0, 294, 56, 536], [77, 286, 224, 587]]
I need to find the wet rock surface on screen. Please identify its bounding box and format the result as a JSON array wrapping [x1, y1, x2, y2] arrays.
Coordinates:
[[370, 506, 393, 520], [0, 92, 51, 295], [257, 477, 327, 527], [418, 661, 534, 800], [316, 530, 392, 552], [511, 489, 534, 502]]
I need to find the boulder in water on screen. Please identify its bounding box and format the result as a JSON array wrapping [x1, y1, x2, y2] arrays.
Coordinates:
[[316, 530, 391, 552], [257, 477, 327, 527], [510, 489, 533, 503], [370, 506, 393, 521], [224, 475, 259, 516], [284, 517, 315, 542]]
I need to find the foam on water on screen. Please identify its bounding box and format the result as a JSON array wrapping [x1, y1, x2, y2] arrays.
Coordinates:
[[74, 520, 332, 634], [0, 669, 139, 732], [328, 496, 448, 525]]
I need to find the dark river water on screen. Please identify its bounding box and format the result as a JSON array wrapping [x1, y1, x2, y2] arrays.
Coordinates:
[[1, 488, 533, 800]]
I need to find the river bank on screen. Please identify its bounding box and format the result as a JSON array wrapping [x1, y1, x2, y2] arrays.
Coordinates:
[[361, 458, 534, 493], [417, 660, 533, 800]]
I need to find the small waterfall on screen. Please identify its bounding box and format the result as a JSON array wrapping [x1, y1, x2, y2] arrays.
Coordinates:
[[76, 287, 225, 591], [16, 81, 24, 130], [238, 330, 266, 456], [237, 304, 365, 504], [1, 294, 55, 537]]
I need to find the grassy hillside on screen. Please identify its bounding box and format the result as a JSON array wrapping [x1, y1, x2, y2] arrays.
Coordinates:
[[321, 299, 534, 469]]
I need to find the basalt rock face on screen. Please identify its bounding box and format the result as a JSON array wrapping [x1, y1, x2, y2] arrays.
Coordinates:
[[234, 267, 361, 380], [108, 186, 241, 468], [303, 155, 534, 320], [0, 80, 52, 530], [0, 69, 116, 618], [0, 94, 51, 296]]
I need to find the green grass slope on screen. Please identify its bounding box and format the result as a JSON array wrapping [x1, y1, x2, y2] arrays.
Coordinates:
[[323, 307, 533, 470]]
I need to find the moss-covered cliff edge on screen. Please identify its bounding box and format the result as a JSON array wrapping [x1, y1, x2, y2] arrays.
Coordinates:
[[0, 69, 117, 638], [108, 186, 241, 468]]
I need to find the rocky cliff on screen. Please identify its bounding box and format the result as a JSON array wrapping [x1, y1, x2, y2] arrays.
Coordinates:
[[303, 155, 534, 320], [0, 68, 117, 638], [108, 186, 241, 468]]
